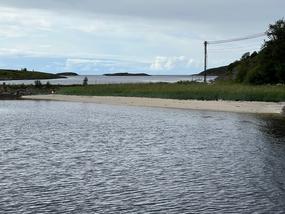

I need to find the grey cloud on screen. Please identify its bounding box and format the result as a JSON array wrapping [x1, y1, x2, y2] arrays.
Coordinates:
[[0, 0, 283, 72], [0, 0, 283, 24]]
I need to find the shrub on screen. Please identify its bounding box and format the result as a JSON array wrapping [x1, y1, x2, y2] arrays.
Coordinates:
[[34, 80, 42, 88], [46, 81, 52, 88], [83, 77, 88, 86]]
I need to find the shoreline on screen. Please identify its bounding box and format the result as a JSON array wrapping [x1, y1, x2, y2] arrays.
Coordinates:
[[22, 95, 285, 115]]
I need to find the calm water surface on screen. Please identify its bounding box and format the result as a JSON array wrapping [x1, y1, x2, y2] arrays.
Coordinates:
[[0, 101, 285, 213], [0, 75, 216, 85]]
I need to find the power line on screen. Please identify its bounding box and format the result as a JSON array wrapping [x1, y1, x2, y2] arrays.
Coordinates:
[[203, 32, 267, 83], [208, 40, 263, 50], [207, 32, 266, 45], [208, 44, 262, 52]]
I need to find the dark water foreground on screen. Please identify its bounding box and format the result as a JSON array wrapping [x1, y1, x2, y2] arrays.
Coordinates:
[[0, 101, 285, 213]]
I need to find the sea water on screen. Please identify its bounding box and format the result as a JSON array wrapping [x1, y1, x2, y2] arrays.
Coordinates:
[[0, 101, 285, 213]]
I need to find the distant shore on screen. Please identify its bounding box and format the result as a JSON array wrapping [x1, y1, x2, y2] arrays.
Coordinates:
[[104, 72, 150, 76], [22, 95, 285, 115], [0, 68, 65, 81]]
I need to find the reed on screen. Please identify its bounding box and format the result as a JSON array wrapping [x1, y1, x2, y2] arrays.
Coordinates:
[[58, 82, 285, 102]]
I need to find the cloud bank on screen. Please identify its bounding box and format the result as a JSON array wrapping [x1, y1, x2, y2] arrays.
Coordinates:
[[0, 0, 283, 74]]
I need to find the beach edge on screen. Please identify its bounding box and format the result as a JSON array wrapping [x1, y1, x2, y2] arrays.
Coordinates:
[[22, 95, 285, 115]]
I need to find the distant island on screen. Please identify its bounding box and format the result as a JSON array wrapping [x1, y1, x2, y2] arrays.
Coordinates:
[[0, 69, 65, 81], [104, 72, 151, 76], [56, 72, 79, 76]]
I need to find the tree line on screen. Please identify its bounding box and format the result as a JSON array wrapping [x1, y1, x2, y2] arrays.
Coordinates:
[[228, 19, 285, 84]]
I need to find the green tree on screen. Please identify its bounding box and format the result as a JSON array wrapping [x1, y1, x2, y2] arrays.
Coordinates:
[[267, 19, 285, 41], [241, 52, 250, 60], [233, 19, 285, 84]]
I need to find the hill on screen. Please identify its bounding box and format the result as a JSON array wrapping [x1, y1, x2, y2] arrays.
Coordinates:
[[228, 19, 285, 84], [195, 65, 234, 81], [0, 69, 65, 81], [196, 66, 228, 77]]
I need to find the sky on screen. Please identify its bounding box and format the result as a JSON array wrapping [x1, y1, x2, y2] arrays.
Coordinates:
[[0, 0, 284, 75]]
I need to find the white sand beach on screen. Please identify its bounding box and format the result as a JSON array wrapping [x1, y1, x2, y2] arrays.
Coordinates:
[[22, 95, 285, 115]]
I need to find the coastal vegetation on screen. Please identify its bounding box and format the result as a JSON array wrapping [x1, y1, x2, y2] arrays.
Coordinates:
[[0, 81, 56, 98], [202, 19, 285, 84], [57, 82, 285, 102], [0, 69, 64, 80], [233, 19, 285, 84]]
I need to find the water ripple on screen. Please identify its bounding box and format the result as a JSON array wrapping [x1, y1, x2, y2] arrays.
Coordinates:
[[0, 101, 285, 213]]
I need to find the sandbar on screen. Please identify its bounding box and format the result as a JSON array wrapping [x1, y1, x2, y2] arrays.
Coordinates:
[[22, 95, 285, 115]]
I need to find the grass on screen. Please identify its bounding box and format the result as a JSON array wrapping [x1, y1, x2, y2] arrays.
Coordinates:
[[57, 82, 285, 102]]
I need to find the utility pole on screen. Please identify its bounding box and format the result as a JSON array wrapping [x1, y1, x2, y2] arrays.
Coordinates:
[[203, 32, 265, 84], [204, 41, 208, 83]]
